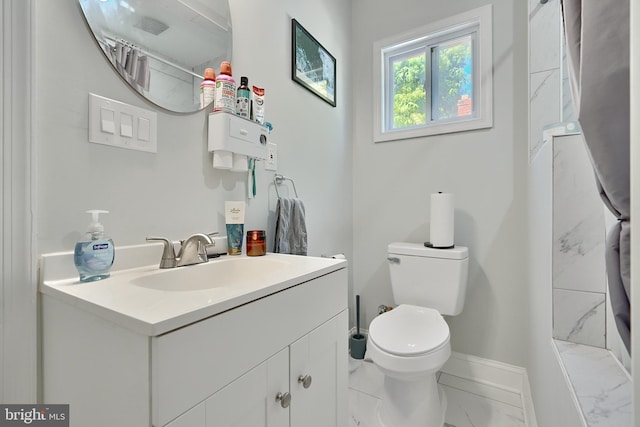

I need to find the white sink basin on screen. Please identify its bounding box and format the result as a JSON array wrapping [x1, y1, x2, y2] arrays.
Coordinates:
[[131, 256, 291, 291], [40, 247, 346, 336]]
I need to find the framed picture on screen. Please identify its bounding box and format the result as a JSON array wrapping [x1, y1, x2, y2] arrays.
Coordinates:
[[291, 19, 336, 107]]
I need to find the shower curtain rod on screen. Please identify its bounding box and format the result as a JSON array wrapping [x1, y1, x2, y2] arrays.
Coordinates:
[[102, 34, 204, 80]]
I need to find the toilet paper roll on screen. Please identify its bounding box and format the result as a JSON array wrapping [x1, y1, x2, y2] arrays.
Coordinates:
[[213, 151, 233, 169], [429, 192, 454, 248]]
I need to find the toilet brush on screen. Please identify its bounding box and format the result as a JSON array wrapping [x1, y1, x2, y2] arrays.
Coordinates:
[[350, 295, 367, 359]]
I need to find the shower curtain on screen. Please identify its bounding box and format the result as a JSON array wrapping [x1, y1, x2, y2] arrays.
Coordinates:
[[561, 0, 631, 352]]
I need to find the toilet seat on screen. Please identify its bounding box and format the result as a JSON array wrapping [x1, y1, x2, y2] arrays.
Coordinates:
[[369, 304, 450, 356]]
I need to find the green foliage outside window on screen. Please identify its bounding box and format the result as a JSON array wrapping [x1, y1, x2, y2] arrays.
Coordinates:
[[393, 53, 426, 128], [392, 38, 472, 128], [435, 40, 472, 120]]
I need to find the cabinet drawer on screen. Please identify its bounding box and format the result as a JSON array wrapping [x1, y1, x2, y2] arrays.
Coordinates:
[[151, 268, 347, 426]]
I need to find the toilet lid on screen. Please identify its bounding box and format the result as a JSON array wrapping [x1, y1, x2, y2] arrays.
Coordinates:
[[369, 305, 450, 356]]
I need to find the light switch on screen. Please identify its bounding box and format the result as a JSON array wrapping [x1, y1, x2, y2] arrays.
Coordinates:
[[89, 93, 157, 153], [120, 113, 133, 138], [138, 117, 150, 141], [100, 108, 115, 134]]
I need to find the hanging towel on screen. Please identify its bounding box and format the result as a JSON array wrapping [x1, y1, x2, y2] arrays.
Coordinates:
[[136, 55, 151, 91], [274, 198, 307, 255]]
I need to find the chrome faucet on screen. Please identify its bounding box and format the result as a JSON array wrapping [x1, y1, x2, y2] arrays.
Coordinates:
[[147, 233, 216, 268]]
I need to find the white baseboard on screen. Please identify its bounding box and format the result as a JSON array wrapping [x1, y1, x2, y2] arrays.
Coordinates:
[[440, 352, 537, 427]]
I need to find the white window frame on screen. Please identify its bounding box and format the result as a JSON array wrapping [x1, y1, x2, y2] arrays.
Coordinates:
[[373, 5, 493, 142]]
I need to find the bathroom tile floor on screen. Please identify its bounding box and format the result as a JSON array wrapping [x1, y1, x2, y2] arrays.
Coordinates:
[[348, 359, 527, 427]]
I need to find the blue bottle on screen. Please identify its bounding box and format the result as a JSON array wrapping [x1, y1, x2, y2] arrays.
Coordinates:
[[74, 210, 115, 282]]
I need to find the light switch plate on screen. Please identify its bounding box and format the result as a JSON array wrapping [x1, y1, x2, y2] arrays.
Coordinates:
[[265, 142, 277, 171], [89, 93, 157, 153]]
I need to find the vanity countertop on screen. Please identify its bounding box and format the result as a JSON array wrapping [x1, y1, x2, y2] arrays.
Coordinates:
[[40, 245, 346, 336]]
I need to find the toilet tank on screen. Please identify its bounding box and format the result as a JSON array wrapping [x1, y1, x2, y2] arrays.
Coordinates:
[[387, 242, 469, 316]]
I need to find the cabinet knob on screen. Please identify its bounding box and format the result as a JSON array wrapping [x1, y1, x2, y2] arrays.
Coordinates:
[[298, 374, 312, 389], [275, 392, 291, 408]]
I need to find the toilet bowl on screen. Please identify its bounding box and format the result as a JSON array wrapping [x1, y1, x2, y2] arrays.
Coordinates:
[[368, 304, 451, 427], [367, 243, 469, 427]]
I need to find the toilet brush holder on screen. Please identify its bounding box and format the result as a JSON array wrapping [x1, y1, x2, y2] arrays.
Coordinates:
[[350, 333, 367, 359], [350, 294, 367, 359]]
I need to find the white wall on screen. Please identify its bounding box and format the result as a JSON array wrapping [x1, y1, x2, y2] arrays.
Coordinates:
[[351, 0, 530, 366], [23, 0, 352, 399], [35, 0, 352, 258]]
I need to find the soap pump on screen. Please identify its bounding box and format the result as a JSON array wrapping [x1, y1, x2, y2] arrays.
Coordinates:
[[74, 210, 115, 282]]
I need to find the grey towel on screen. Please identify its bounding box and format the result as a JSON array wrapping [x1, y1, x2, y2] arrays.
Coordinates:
[[274, 198, 307, 255]]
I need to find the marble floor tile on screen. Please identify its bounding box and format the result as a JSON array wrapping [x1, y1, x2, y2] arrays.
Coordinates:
[[349, 388, 380, 427], [349, 358, 526, 427], [442, 385, 526, 427], [348, 359, 384, 398]]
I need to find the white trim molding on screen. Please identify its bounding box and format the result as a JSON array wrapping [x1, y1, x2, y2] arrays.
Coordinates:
[[1, 0, 36, 403], [372, 4, 493, 142], [442, 351, 538, 427]]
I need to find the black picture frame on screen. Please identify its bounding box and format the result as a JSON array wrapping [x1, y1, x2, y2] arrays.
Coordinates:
[[291, 19, 336, 107]]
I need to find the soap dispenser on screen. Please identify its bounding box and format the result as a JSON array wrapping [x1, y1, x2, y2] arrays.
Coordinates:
[[74, 210, 115, 282]]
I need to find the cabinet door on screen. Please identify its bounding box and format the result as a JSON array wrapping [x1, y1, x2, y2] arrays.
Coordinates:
[[205, 348, 289, 427], [289, 310, 348, 427], [165, 403, 205, 427]]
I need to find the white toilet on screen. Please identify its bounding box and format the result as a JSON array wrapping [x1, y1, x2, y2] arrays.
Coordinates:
[[367, 242, 469, 427]]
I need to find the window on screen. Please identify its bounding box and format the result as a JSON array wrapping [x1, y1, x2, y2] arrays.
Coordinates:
[[373, 5, 492, 142]]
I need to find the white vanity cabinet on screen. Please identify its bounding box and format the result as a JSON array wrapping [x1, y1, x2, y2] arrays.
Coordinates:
[[41, 264, 347, 427], [161, 310, 347, 427]]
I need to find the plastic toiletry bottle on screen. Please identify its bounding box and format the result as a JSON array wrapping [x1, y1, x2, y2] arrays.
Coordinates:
[[252, 85, 265, 124], [236, 76, 251, 119], [200, 68, 216, 109], [213, 61, 236, 114], [74, 210, 115, 282]]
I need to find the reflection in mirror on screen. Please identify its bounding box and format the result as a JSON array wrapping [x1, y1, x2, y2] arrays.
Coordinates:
[[79, 0, 232, 113]]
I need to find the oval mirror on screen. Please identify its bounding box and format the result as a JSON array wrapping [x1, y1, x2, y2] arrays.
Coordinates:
[[79, 0, 232, 113]]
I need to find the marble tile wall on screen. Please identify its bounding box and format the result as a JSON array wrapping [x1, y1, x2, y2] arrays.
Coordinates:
[[551, 135, 607, 347], [530, 70, 560, 158], [529, 0, 561, 160], [530, 0, 607, 348], [561, 30, 577, 123], [551, 134, 607, 347], [552, 135, 606, 293], [552, 289, 605, 347]]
